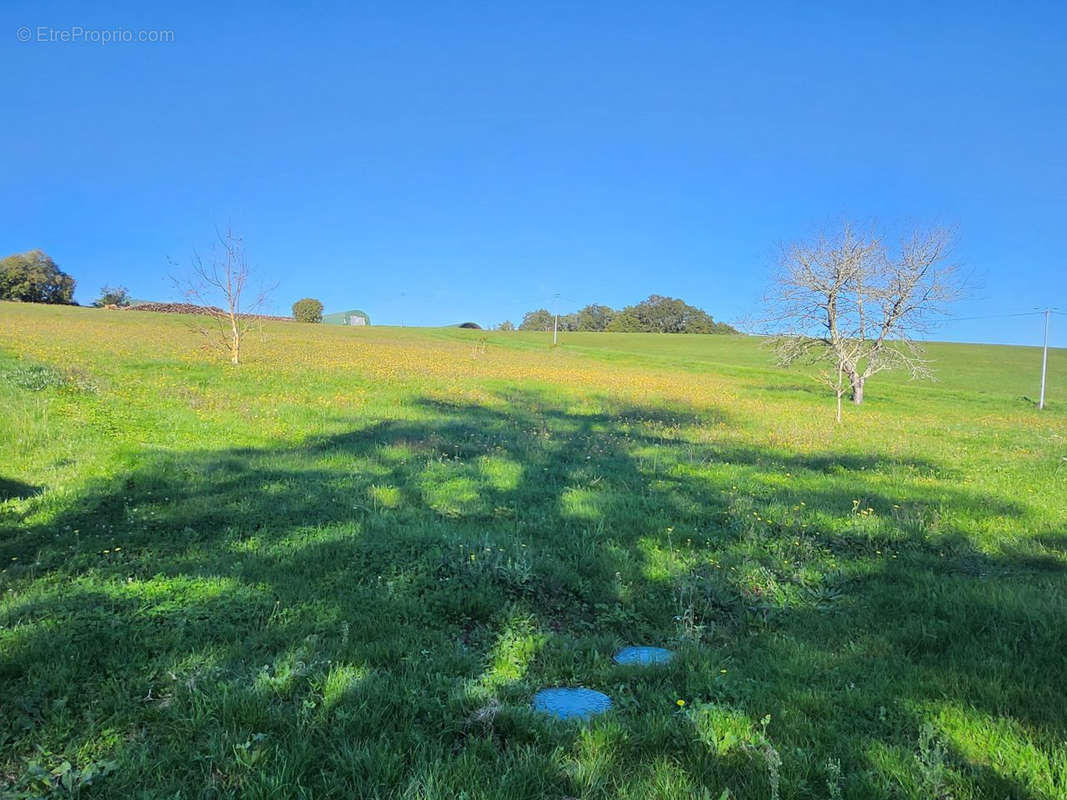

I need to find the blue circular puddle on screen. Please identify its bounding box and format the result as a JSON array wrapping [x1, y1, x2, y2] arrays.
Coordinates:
[[613, 646, 674, 666], [532, 688, 613, 720]]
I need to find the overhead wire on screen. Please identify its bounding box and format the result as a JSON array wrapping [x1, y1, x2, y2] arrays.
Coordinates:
[[941, 310, 1048, 322]]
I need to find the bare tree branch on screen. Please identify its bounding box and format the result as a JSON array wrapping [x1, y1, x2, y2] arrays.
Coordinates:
[[171, 227, 273, 365], [762, 223, 961, 415]]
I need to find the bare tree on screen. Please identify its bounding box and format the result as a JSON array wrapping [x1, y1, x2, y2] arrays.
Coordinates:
[[765, 223, 961, 417], [174, 227, 271, 365]]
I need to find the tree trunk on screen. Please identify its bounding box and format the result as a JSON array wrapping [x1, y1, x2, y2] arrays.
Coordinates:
[[850, 378, 864, 404], [230, 313, 240, 365]]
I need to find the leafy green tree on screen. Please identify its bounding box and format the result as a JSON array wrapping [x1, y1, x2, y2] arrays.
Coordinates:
[[93, 286, 131, 307], [607, 295, 736, 334], [292, 298, 324, 323], [498, 320, 515, 331], [519, 297, 735, 334], [558, 313, 580, 331], [577, 304, 615, 331], [0, 250, 76, 304], [519, 309, 553, 331], [606, 308, 645, 332]]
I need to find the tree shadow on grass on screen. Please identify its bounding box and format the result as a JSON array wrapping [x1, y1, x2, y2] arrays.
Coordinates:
[[0, 477, 41, 503], [0, 389, 1063, 798]]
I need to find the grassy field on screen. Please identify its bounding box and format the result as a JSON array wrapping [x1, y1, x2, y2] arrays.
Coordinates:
[[1, 301, 1065, 799]]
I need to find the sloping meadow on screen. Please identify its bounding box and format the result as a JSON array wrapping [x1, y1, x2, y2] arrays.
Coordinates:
[[1, 302, 1065, 799]]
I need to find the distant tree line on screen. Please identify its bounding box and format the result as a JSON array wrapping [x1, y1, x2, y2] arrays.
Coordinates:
[[515, 295, 737, 334]]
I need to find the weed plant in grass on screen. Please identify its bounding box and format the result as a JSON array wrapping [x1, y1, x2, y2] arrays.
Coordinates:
[[1, 301, 1065, 799]]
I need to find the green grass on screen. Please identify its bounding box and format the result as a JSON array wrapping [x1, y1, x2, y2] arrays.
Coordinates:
[[1, 301, 1065, 799]]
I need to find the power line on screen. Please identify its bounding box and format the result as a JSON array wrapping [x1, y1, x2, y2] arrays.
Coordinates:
[[944, 307, 1061, 411], [943, 310, 1047, 322]]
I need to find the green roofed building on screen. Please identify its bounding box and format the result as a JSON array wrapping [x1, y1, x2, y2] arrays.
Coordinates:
[[323, 309, 371, 326]]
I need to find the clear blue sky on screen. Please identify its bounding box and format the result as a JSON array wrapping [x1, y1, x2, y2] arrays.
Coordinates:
[[3, 1, 1065, 345]]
